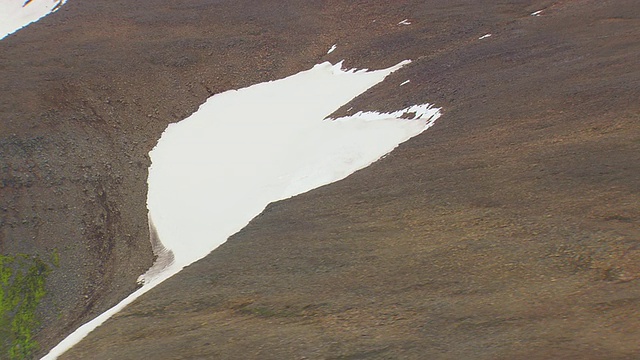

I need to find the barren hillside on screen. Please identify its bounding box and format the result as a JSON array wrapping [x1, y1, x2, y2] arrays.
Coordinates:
[[1, 0, 638, 359]]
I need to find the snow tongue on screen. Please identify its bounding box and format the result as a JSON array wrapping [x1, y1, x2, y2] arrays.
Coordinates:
[[42, 60, 441, 359]]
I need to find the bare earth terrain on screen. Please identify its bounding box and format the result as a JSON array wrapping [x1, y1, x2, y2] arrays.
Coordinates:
[[1, 0, 639, 359]]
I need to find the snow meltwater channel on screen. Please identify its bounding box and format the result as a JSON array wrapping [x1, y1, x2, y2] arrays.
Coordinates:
[[42, 60, 441, 359], [0, 0, 66, 40]]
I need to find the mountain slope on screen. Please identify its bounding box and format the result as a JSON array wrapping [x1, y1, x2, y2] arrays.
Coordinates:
[[1, 0, 638, 358]]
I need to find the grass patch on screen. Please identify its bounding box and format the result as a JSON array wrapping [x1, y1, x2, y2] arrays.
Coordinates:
[[0, 253, 55, 359]]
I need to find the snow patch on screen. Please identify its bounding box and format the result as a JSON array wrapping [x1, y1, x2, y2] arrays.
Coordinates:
[[141, 58, 431, 276], [0, 0, 66, 40], [42, 60, 441, 358], [398, 19, 411, 25], [400, 80, 411, 86], [327, 44, 337, 54], [478, 33, 492, 40], [531, 10, 543, 16]]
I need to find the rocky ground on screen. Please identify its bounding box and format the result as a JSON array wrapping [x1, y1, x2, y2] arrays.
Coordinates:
[[1, 0, 638, 359]]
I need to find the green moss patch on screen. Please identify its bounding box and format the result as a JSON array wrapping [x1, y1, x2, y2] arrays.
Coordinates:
[[0, 254, 53, 359]]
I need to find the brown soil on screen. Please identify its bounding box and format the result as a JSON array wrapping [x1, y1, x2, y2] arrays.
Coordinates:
[[1, 0, 639, 359]]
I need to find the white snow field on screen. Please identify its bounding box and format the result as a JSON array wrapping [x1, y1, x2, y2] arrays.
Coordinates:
[[42, 60, 441, 359], [0, 0, 66, 40]]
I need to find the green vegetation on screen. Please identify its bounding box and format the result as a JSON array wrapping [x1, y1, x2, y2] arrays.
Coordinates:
[[0, 253, 54, 360]]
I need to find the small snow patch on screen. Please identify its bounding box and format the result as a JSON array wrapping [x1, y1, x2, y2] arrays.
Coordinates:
[[478, 34, 492, 40], [329, 104, 440, 129], [400, 80, 411, 86], [0, 0, 67, 40], [398, 19, 411, 25], [327, 44, 337, 54], [531, 10, 543, 16]]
